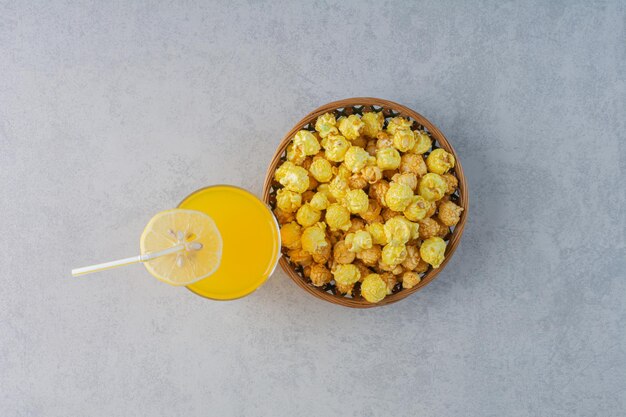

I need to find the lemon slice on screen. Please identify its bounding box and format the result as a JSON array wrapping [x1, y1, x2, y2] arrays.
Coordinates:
[[140, 209, 222, 286]]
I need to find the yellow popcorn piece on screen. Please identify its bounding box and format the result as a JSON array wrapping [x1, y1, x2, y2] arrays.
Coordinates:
[[361, 164, 382, 184], [401, 271, 421, 289], [419, 236, 447, 268], [309, 158, 333, 183], [315, 112, 338, 138], [301, 223, 329, 255], [376, 147, 401, 170], [386, 116, 413, 135], [309, 263, 333, 287], [412, 130, 432, 154], [275, 188, 302, 213], [293, 130, 321, 156], [385, 182, 413, 212], [332, 263, 361, 285], [316, 183, 335, 203], [335, 163, 351, 179], [329, 174, 349, 201], [438, 200, 463, 226], [325, 203, 351, 231], [343, 189, 369, 214], [286, 143, 306, 165], [366, 222, 388, 245], [309, 192, 329, 211], [296, 203, 321, 227], [426, 148, 455, 174], [400, 153, 427, 177], [321, 134, 350, 162], [403, 195, 432, 222], [392, 129, 416, 152], [337, 114, 364, 140], [384, 216, 414, 244], [418, 173, 447, 201], [361, 112, 384, 138], [345, 230, 373, 253], [391, 172, 418, 191], [361, 274, 387, 303], [275, 161, 309, 193], [344, 146, 374, 173], [280, 222, 302, 250], [381, 241, 408, 266]]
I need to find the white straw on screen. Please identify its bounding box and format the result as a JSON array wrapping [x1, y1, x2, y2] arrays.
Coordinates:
[[71, 244, 186, 277]]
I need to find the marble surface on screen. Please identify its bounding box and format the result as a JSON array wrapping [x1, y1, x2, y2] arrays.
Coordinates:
[[1, 1, 625, 416]]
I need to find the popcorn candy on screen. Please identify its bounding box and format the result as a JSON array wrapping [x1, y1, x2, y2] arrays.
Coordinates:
[[401, 244, 421, 270], [380, 272, 398, 294], [309, 263, 332, 287], [442, 173, 458, 194], [381, 241, 408, 266], [286, 143, 307, 165], [419, 237, 446, 268], [333, 240, 356, 264], [332, 264, 361, 286], [359, 199, 382, 223], [309, 158, 333, 183], [301, 223, 329, 255], [274, 207, 295, 224], [361, 111, 384, 138], [401, 271, 421, 289], [376, 147, 401, 170], [344, 146, 373, 173], [343, 189, 369, 214], [400, 153, 427, 177], [348, 218, 366, 233], [369, 180, 390, 207], [351, 136, 368, 148], [302, 190, 315, 203], [376, 132, 394, 149], [345, 230, 373, 253], [356, 244, 381, 266], [314, 112, 338, 138], [309, 192, 329, 211], [438, 200, 464, 226], [296, 203, 321, 227], [418, 217, 440, 240], [276, 188, 302, 213], [275, 161, 310, 193], [321, 134, 350, 162], [288, 248, 313, 266], [386, 116, 413, 135], [392, 128, 416, 152], [365, 139, 377, 156], [384, 216, 414, 244], [381, 207, 401, 222], [418, 173, 447, 201], [337, 114, 364, 140], [361, 164, 382, 184], [328, 174, 349, 201], [366, 222, 388, 245], [385, 182, 413, 212], [349, 174, 368, 190], [403, 195, 432, 222], [426, 148, 455, 175], [311, 241, 331, 264], [325, 203, 351, 231], [293, 130, 321, 156], [316, 183, 335, 203], [353, 261, 371, 281], [280, 221, 302, 250], [412, 130, 432, 154], [361, 274, 387, 303], [391, 172, 418, 191]]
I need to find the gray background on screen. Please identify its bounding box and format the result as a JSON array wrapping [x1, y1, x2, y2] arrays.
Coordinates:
[[1, 1, 624, 416]]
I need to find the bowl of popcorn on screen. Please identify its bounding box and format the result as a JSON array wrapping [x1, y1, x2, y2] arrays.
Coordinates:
[[262, 98, 468, 307]]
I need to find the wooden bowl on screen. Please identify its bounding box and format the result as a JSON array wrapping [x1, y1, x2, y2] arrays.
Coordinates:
[[262, 98, 468, 308]]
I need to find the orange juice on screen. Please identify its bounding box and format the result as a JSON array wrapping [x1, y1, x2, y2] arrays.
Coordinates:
[[178, 185, 280, 300]]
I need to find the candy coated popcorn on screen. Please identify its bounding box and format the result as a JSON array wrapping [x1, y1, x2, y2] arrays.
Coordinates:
[[309, 158, 333, 183], [438, 200, 463, 226], [361, 164, 382, 184], [401, 245, 421, 270], [381, 207, 401, 222], [309, 192, 329, 211], [293, 130, 321, 156], [343, 189, 369, 214], [296, 204, 321, 227], [361, 112, 384, 138], [384, 216, 416, 244], [325, 203, 351, 231], [403, 195, 432, 222], [392, 172, 418, 191], [275, 161, 310, 193], [345, 230, 373, 253], [333, 240, 356, 264], [418, 173, 447, 201], [276, 188, 302, 213], [418, 217, 440, 240], [376, 147, 401, 170], [393, 129, 416, 152], [366, 222, 388, 245], [301, 223, 328, 255], [344, 146, 373, 173], [311, 241, 331, 264], [329, 174, 349, 201], [381, 241, 408, 266], [359, 199, 382, 223], [426, 148, 455, 175], [400, 153, 427, 177], [280, 222, 302, 250], [356, 244, 381, 266], [302, 190, 315, 203], [316, 183, 335, 203], [412, 130, 432, 154], [274, 207, 295, 225], [309, 263, 332, 287], [338, 114, 364, 140], [442, 173, 458, 195], [380, 272, 398, 294], [420, 237, 446, 268], [361, 274, 387, 303], [386, 117, 413, 135], [332, 264, 361, 285], [286, 143, 307, 165], [288, 248, 313, 266], [376, 132, 394, 149], [348, 218, 366, 233], [335, 282, 355, 295], [321, 134, 350, 162], [369, 180, 390, 207], [314, 112, 338, 138], [401, 271, 421, 289], [385, 182, 413, 212], [349, 174, 368, 190], [351, 136, 368, 148]]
